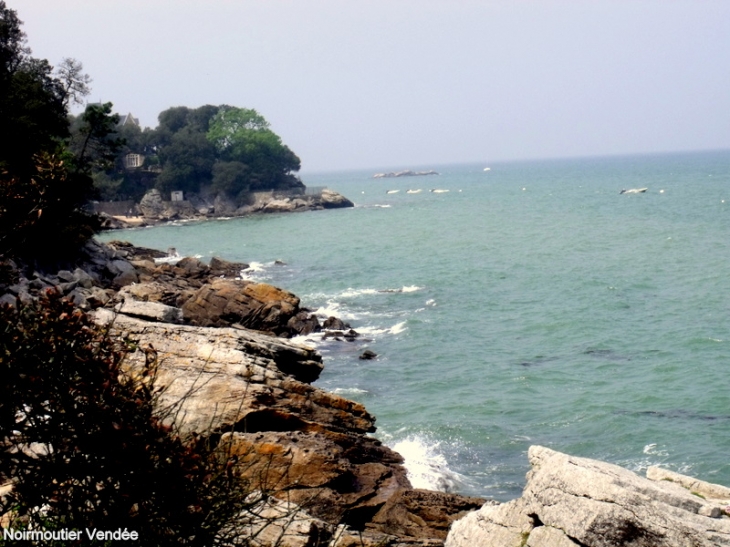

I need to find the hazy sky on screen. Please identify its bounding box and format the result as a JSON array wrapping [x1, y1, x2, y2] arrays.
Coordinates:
[[9, 1, 730, 172]]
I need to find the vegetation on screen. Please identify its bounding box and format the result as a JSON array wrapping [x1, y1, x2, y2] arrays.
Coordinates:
[[76, 104, 303, 204], [0, 1, 101, 261], [0, 292, 256, 545], [0, 4, 296, 543]]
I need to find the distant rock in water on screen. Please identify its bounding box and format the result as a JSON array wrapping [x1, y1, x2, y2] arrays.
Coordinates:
[[373, 170, 439, 178]]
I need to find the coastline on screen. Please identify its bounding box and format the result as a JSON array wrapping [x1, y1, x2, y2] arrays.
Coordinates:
[[2, 238, 730, 545], [97, 187, 355, 231]]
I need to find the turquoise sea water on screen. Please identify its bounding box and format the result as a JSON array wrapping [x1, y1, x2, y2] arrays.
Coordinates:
[[100, 151, 730, 501]]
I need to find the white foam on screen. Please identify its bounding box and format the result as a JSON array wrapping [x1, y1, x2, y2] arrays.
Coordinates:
[[389, 321, 407, 334], [425, 299, 437, 306], [391, 437, 464, 493], [401, 285, 422, 293], [340, 288, 380, 298], [312, 301, 362, 321], [332, 387, 369, 396]]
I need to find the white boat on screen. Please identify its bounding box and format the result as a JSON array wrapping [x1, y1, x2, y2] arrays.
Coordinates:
[[406, 189, 422, 194], [386, 189, 400, 194], [430, 189, 450, 194], [620, 188, 648, 194], [483, 167, 491, 171]]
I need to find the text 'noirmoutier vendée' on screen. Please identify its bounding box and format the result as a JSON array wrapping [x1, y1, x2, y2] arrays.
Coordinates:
[[3, 527, 139, 542]]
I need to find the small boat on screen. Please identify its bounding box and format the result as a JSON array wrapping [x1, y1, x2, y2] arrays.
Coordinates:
[[430, 189, 450, 194], [406, 189, 422, 194], [386, 189, 400, 194], [620, 188, 648, 194], [483, 167, 491, 171]]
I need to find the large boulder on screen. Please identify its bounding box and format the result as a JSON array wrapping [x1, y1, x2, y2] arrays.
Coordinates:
[[446, 446, 730, 547], [318, 189, 355, 209], [181, 278, 303, 336], [138, 189, 165, 218]]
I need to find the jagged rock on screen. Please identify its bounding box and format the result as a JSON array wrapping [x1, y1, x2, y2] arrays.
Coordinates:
[[210, 256, 249, 278], [181, 278, 302, 336], [446, 445, 730, 547], [287, 310, 321, 335], [359, 350, 377, 360]]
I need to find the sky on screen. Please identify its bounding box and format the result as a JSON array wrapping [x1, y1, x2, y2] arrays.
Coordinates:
[[8, 0, 730, 173]]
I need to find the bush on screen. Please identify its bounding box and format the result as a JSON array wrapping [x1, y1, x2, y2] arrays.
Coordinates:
[[0, 291, 246, 545], [0, 153, 100, 261]]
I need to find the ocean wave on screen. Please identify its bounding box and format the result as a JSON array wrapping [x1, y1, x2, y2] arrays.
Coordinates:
[[339, 286, 423, 298], [332, 387, 369, 396], [391, 436, 466, 493]]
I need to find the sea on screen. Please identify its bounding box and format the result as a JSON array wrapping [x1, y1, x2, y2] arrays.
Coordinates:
[[99, 150, 730, 502]]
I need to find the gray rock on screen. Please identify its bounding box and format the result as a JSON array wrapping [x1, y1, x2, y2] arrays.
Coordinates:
[[73, 268, 95, 288], [138, 189, 165, 218], [116, 299, 184, 324], [57, 270, 76, 283], [446, 446, 730, 547]]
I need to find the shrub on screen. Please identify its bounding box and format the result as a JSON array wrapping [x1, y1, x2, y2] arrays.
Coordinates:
[[0, 291, 246, 545]]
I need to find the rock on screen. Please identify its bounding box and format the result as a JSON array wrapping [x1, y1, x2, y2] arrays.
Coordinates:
[[116, 299, 184, 324], [323, 316, 350, 330], [89, 310, 484, 545], [181, 278, 303, 336], [262, 198, 297, 213], [287, 311, 321, 335], [446, 445, 730, 547], [318, 189, 355, 209], [173, 256, 210, 279], [359, 350, 377, 360], [138, 189, 165, 218], [72, 268, 94, 289], [209, 256, 249, 278], [108, 258, 139, 288], [223, 496, 331, 547], [213, 193, 238, 216]]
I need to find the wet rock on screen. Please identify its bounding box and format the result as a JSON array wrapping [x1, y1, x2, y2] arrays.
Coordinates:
[[287, 311, 321, 335], [359, 350, 378, 360], [324, 316, 350, 330], [209, 256, 249, 278]]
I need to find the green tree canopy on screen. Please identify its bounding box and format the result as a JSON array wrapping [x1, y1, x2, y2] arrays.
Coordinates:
[[206, 106, 301, 192]]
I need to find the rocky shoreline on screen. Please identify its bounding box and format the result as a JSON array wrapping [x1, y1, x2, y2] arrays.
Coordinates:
[[2, 240, 730, 546], [98, 188, 355, 230]]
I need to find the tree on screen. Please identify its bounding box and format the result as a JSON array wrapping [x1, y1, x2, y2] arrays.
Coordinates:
[[207, 106, 301, 193], [68, 102, 123, 174], [54, 57, 91, 107], [155, 128, 216, 194], [0, 3, 68, 179], [0, 3, 99, 260]]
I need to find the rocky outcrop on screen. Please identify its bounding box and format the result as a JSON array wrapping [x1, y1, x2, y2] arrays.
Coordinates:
[[92, 309, 484, 545], [124, 188, 354, 228], [373, 170, 439, 178], [446, 445, 730, 547]]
